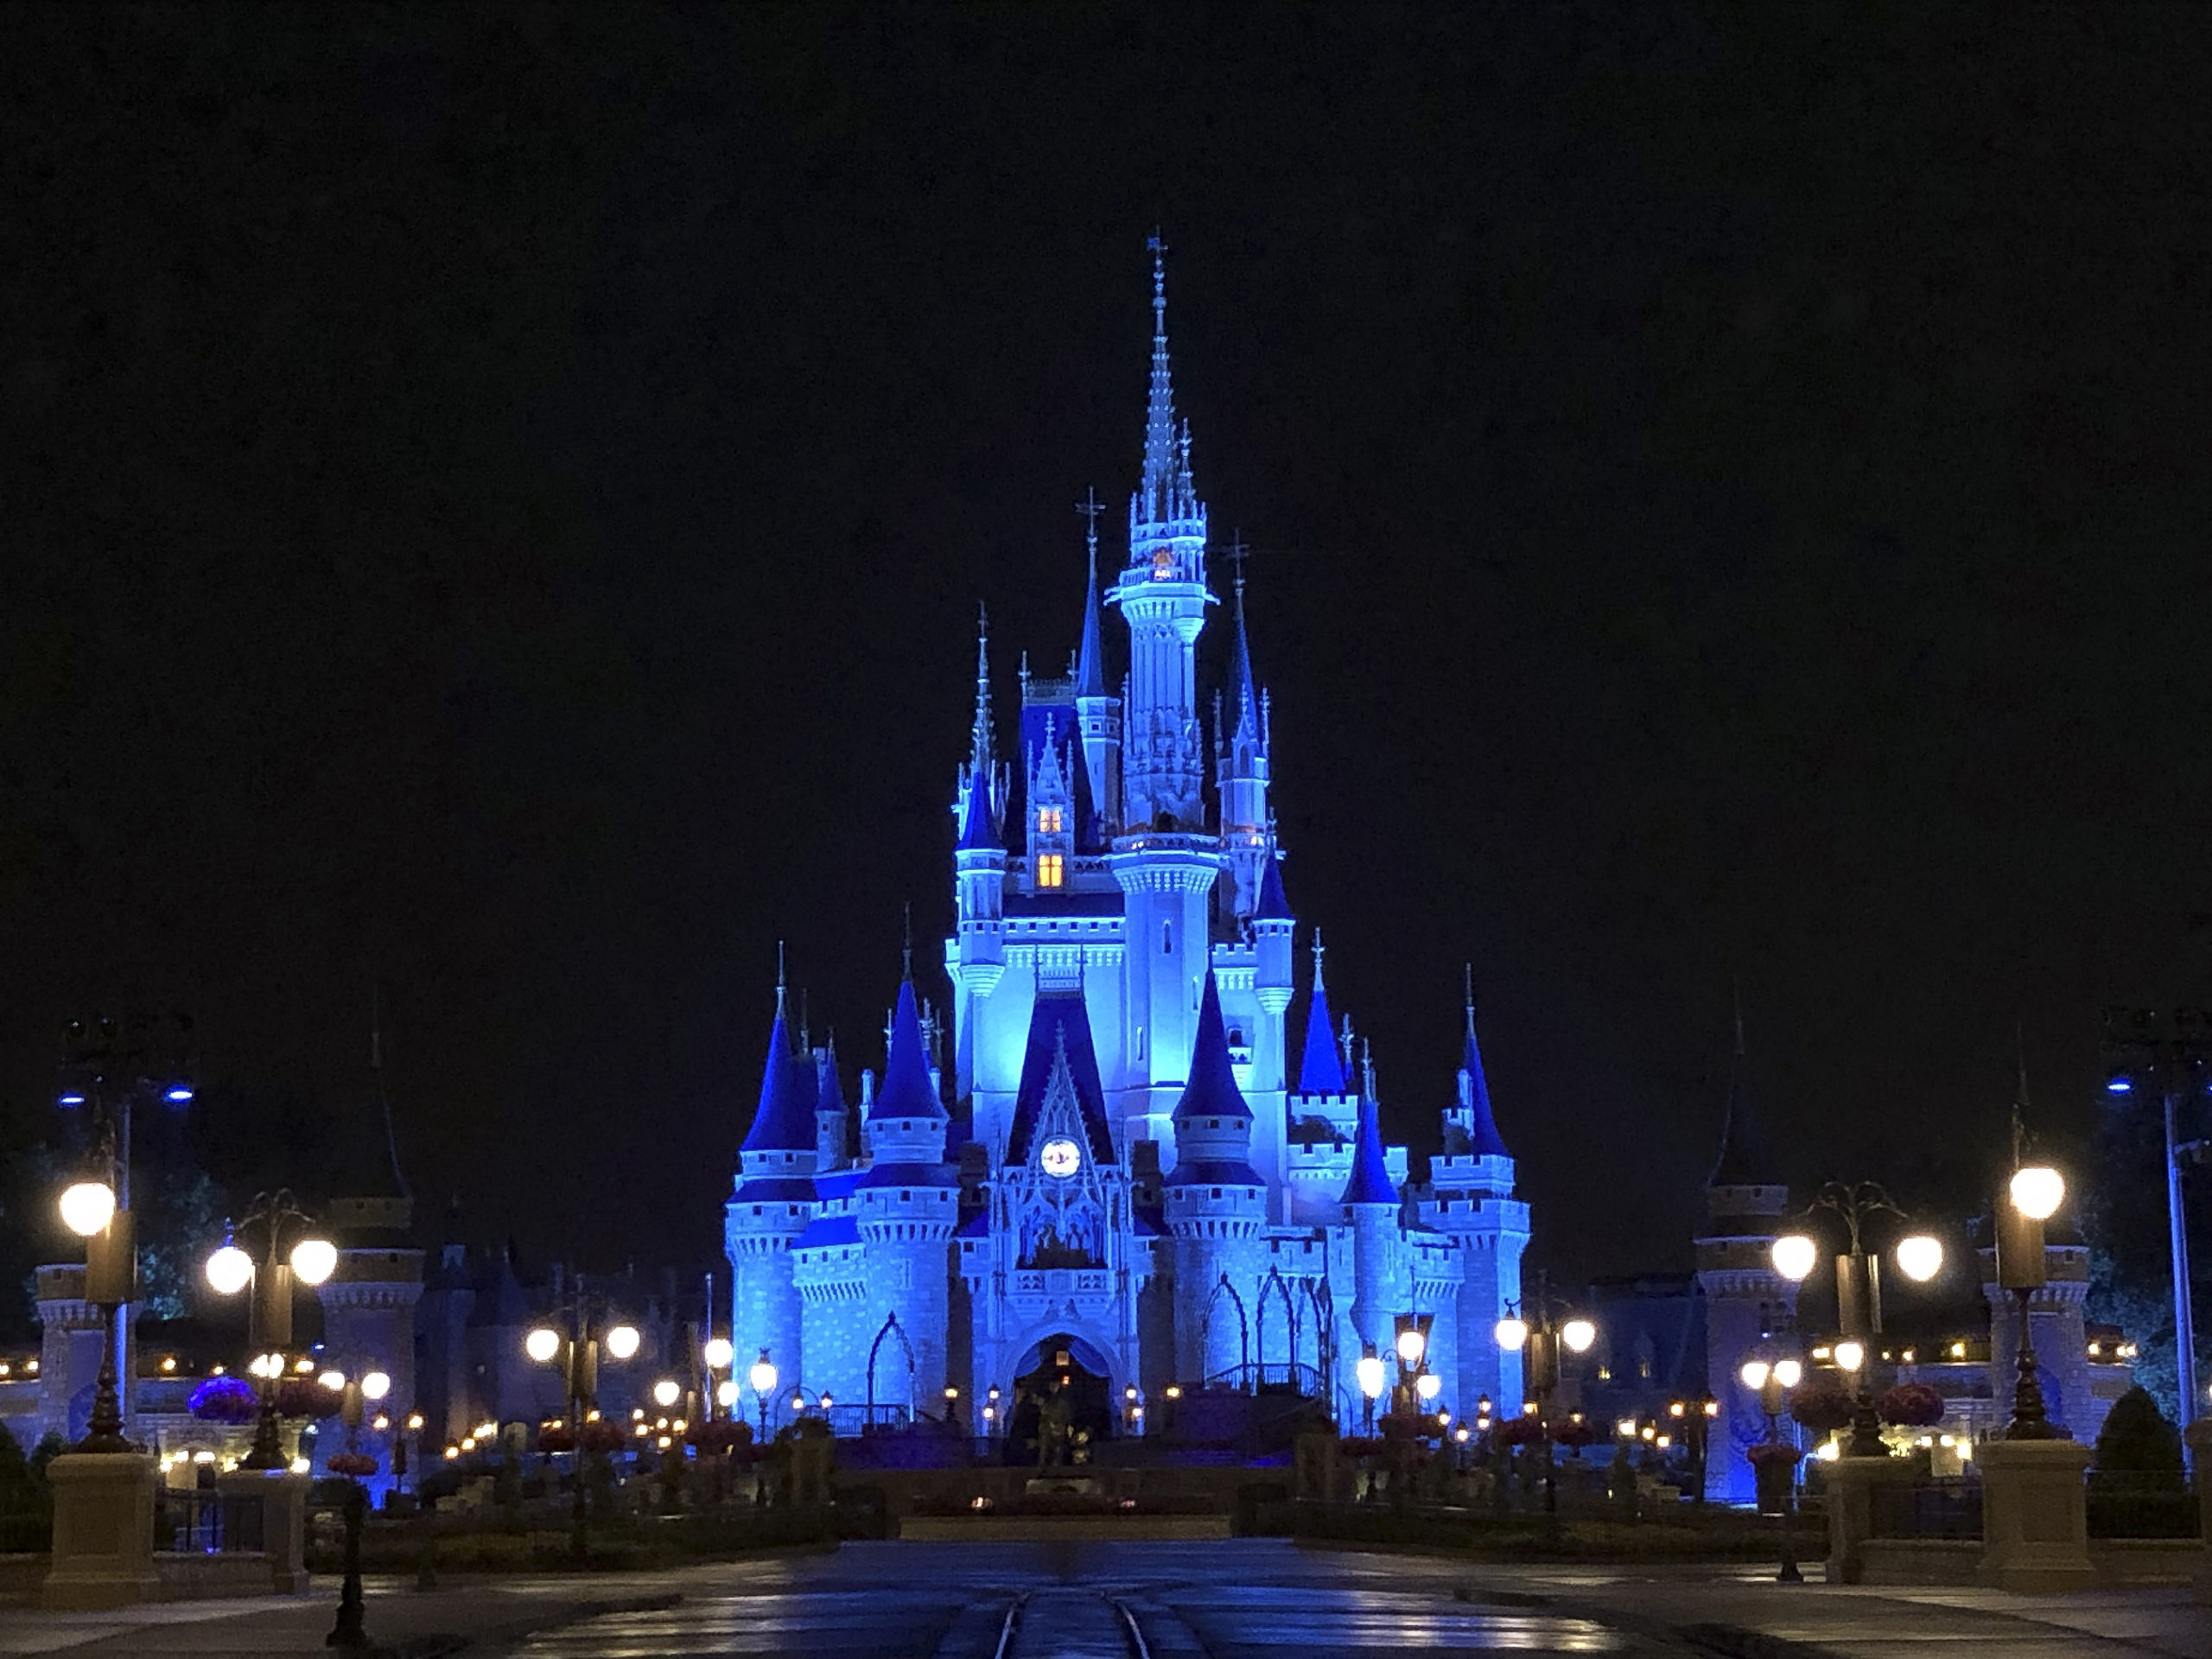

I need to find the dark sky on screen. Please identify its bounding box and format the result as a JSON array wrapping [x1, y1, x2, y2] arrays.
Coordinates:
[[3, 4, 2208, 1294]]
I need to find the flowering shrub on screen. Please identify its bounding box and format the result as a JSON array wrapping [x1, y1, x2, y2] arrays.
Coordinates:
[[275, 1376, 343, 1419], [1747, 1440, 1804, 1467], [1789, 1385, 1857, 1434], [577, 1420, 626, 1454], [327, 1451, 377, 1478], [188, 1376, 260, 1424], [1553, 1418, 1604, 1450], [535, 1426, 576, 1453], [685, 1421, 753, 1453], [1876, 1383, 1945, 1427], [1492, 1413, 1548, 1446]]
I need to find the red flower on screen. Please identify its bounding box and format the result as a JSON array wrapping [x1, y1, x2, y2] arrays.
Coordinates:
[[1789, 1385, 1857, 1434], [1493, 1414, 1548, 1446], [327, 1452, 378, 1478], [536, 1427, 576, 1453], [1876, 1383, 1945, 1427], [577, 1420, 626, 1454], [1747, 1441, 1804, 1467], [1554, 1418, 1603, 1450], [275, 1376, 343, 1419]]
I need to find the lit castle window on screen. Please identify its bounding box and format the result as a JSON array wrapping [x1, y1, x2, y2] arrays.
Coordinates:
[[1037, 854, 1064, 888], [1037, 807, 1063, 834]]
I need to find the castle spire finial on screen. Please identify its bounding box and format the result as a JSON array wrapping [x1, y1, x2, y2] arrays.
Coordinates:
[[902, 902, 913, 982], [1464, 962, 1476, 1038], [1136, 231, 1182, 529], [1074, 487, 1108, 699], [1732, 976, 1746, 1058], [1312, 925, 1325, 988], [969, 602, 994, 772], [775, 941, 786, 1018]]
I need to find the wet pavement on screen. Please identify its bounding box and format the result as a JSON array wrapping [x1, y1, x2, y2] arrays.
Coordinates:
[[499, 1542, 1675, 1656]]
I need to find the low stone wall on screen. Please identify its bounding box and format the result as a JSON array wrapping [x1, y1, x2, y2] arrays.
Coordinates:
[[153, 1551, 277, 1599], [2092, 1538, 2201, 1586], [1835, 1536, 2201, 1589], [899, 1515, 1231, 1541]]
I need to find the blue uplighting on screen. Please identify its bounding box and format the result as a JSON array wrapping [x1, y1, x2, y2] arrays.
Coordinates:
[[2105, 1075, 2133, 1095], [163, 1085, 195, 1103], [56, 1092, 85, 1107]]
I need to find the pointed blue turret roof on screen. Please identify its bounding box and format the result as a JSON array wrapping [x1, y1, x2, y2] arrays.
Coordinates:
[[1297, 932, 1347, 1094], [1341, 1094, 1398, 1206], [869, 978, 944, 1122], [957, 760, 1000, 853], [740, 1002, 817, 1153], [1707, 997, 1770, 1188], [1230, 563, 1259, 742], [816, 1044, 847, 1119], [1005, 984, 1116, 1165], [1173, 972, 1252, 1123], [1460, 993, 1511, 1159], [1074, 497, 1107, 700], [1255, 855, 1292, 923]]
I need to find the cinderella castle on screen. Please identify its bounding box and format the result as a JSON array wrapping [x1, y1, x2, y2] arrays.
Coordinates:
[[724, 246, 1531, 1433]]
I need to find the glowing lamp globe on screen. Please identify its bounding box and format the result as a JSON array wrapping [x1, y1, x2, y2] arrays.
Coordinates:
[[206, 1243, 254, 1296], [1561, 1318, 1597, 1354], [361, 1371, 391, 1402], [653, 1378, 681, 1408], [1395, 1327, 1426, 1368], [716, 1381, 738, 1408], [289, 1237, 338, 1287], [1833, 1339, 1866, 1372], [1416, 1372, 1442, 1402], [2011, 1165, 2065, 1222], [1771, 1234, 1819, 1281], [1773, 1358, 1803, 1389], [1355, 1353, 1386, 1400], [1494, 1316, 1529, 1351], [604, 1325, 641, 1360], [702, 1338, 734, 1371], [1894, 1234, 1943, 1283], [59, 1180, 117, 1239], [748, 1353, 778, 1396], [1739, 1359, 1770, 1390], [524, 1327, 562, 1363], [319, 1369, 346, 1391]]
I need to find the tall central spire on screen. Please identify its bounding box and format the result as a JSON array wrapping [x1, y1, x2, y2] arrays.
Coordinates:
[[1139, 232, 1177, 524]]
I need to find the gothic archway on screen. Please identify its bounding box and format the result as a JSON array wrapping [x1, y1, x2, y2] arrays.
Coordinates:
[[865, 1312, 917, 1427]]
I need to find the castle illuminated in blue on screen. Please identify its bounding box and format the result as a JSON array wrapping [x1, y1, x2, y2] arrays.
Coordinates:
[[724, 246, 1530, 1430]]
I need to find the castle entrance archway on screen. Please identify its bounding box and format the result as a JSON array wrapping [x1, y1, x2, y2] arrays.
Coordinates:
[[1008, 1332, 1115, 1455]]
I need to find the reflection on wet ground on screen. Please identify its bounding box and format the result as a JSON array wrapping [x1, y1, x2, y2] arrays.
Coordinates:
[[502, 1541, 1671, 1657]]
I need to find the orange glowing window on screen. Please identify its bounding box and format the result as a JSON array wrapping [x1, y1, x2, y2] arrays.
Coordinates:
[[1037, 854, 1064, 888], [1037, 807, 1063, 834]]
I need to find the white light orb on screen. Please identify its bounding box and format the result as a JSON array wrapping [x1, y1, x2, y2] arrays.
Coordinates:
[[1494, 1316, 1529, 1351], [1773, 1358, 1803, 1389], [1416, 1372, 1442, 1402], [60, 1180, 118, 1239], [702, 1338, 734, 1371], [604, 1325, 641, 1360], [1771, 1234, 1819, 1281], [525, 1327, 561, 1363], [653, 1378, 681, 1408], [1355, 1354, 1387, 1399], [319, 1369, 346, 1391], [205, 1242, 254, 1295], [748, 1353, 778, 1395], [289, 1237, 338, 1286], [1739, 1359, 1770, 1390], [361, 1371, 391, 1402], [1833, 1339, 1866, 1372], [1395, 1327, 1427, 1368], [1895, 1234, 1943, 1283], [2011, 1165, 2064, 1223], [1561, 1318, 1597, 1354], [716, 1380, 738, 1408]]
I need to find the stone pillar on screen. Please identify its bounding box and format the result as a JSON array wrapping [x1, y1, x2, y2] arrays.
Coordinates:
[[218, 1469, 312, 1594], [1976, 1438, 2094, 1592], [2185, 1419, 2212, 1606], [1820, 1456, 1919, 1585], [41, 1452, 162, 1610]]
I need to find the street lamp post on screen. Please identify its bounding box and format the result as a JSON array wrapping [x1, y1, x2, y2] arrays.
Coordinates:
[[58, 1166, 133, 1453], [1740, 1357, 1804, 1583], [1668, 1394, 1719, 1503], [203, 1192, 338, 1468], [749, 1351, 779, 1442], [524, 1282, 639, 1567], [1354, 1345, 1385, 1437], [1993, 1105, 2069, 1440], [1770, 1183, 1943, 1457], [1494, 1273, 1597, 1515]]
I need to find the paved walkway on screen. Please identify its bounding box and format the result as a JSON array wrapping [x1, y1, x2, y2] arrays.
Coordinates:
[[0, 1544, 2202, 1658]]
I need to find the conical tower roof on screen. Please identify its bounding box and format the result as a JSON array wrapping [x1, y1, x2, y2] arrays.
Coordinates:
[[1296, 932, 1347, 1094], [741, 1001, 817, 1154], [869, 977, 945, 1122], [1173, 972, 1251, 1124], [1340, 1094, 1398, 1207], [1707, 999, 1772, 1188], [1459, 990, 1511, 1159]]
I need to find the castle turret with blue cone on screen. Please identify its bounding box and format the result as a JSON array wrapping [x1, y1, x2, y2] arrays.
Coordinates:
[[724, 241, 1534, 1435]]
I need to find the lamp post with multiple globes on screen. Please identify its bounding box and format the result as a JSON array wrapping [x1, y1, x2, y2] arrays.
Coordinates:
[[1494, 1274, 1599, 1516], [524, 1286, 640, 1567], [1770, 1184, 1943, 1457], [203, 1192, 338, 1469], [1740, 1357, 1805, 1583]]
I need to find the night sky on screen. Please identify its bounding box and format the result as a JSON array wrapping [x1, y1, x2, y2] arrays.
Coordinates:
[[4, 5, 2208, 1298]]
